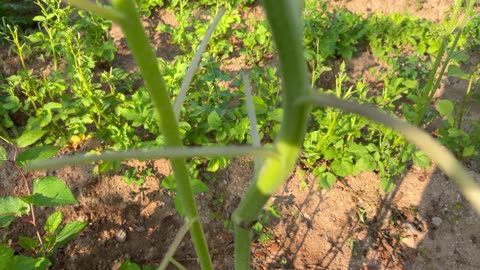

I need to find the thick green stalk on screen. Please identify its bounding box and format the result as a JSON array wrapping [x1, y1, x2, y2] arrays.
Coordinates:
[[27, 146, 275, 170], [109, 0, 212, 269], [232, 0, 311, 268]]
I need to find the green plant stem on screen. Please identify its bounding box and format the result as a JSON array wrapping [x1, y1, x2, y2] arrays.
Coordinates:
[[297, 92, 480, 215], [158, 218, 195, 270], [67, 0, 124, 22], [413, 0, 475, 125], [234, 226, 251, 270], [26, 146, 275, 170], [232, 1, 310, 268], [109, 0, 212, 268], [457, 74, 475, 129], [174, 7, 226, 120]]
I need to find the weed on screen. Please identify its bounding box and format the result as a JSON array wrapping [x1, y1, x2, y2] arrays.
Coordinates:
[[0, 140, 86, 269]]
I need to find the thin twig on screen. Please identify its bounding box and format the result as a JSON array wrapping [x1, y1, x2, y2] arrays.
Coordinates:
[[26, 145, 276, 171], [174, 7, 226, 120]]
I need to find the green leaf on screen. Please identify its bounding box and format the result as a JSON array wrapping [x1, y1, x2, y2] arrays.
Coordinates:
[[44, 210, 63, 233], [48, 221, 88, 256], [412, 151, 431, 167], [463, 145, 476, 157], [23, 177, 78, 206], [0, 245, 15, 270], [16, 130, 47, 148], [16, 146, 59, 167], [436, 99, 455, 125], [19, 236, 39, 251], [191, 178, 209, 194], [380, 177, 394, 192], [32, 15, 46, 22], [317, 172, 336, 190], [447, 127, 467, 138], [402, 79, 418, 89], [330, 159, 353, 177], [160, 175, 176, 190], [447, 65, 468, 79], [0, 196, 30, 227], [0, 146, 6, 166], [174, 195, 184, 216], [346, 142, 368, 154], [10, 255, 51, 270], [42, 102, 62, 110], [119, 260, 142, 270], [354, 155, 376, 173], [450, 51, 469, 62], [251, 96, 268, 114], [323, 147, 337, 160], [207, 110, 222, 130]]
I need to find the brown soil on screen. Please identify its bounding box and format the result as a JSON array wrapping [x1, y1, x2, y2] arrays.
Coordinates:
[[1, 1, 479, 269]]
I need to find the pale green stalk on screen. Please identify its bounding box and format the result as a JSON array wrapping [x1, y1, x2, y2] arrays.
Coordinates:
[[111, 0, 212, 268], [174, 7, 226, 120], [158, 218, 195, 270], [68, 0, 124, 21], [232, 1, 310, 268], [242, 72, 262, 171], [27, 146, 275, 170], [64, 0, 213, 268]]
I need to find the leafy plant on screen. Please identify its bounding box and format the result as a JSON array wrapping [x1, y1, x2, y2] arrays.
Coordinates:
[[0, 140, 86, 269]]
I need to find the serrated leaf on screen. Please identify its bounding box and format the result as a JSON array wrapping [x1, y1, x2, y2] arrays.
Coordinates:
[[44, 210, 62, 233], [19, 236, 39, 251], [0, 196, 30, 227], [16, 130, 47, 148], [16, 146, 58, 167], [23, 177, 78, 206], [317, 172, 336, 190]]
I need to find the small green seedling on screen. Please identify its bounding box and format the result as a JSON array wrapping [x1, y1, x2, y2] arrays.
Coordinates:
[[0, 135, 86, 269]]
